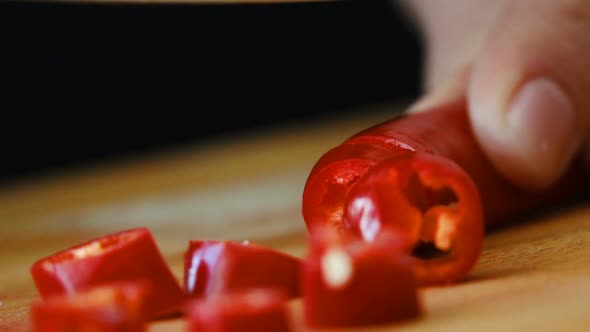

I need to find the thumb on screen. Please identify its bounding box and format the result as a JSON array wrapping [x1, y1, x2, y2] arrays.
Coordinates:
[[468, 0, 590, 191]]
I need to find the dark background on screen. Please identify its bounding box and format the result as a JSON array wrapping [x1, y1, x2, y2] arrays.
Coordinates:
[[0, 0, 423, 185]]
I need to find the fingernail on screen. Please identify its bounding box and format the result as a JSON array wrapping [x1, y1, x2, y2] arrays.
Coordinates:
[[507, 78, 577, 187]]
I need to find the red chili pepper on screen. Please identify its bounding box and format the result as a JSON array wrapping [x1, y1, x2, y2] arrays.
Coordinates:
[[302, 98, 586, 285], [302, 227, 422, 327], [186, 288, 292, 332], [343, 154, 483, 285], [184, 240, 301, 299], [30, 282, 149, 332], [302, 226, 421, 327], [30, 227, 185, 319]]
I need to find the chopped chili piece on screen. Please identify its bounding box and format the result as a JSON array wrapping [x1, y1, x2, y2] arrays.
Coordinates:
[[30, 227, 185, 319], [184, 240, 300, 299], [302, 226, 421, 327], [186, 288, 292, 332], [30, 282, 149, 332]]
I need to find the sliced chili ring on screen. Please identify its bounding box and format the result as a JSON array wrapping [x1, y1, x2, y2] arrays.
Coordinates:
[[30, 281, 149, 332], [184, 240, 301, 299], [302, 226, 421, 327], [343, 153, 484, 285], [186, 288, 292, 332], [30, 227, 185, 319], [302, 142, 410, 231]]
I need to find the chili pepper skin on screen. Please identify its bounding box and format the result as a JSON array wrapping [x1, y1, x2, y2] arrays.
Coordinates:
[[30, 227, 185, 319], [186, 288, 292, 332], [184, 241, 301, 299], [347, 99, 586, 225], [302, 142, 404, 232], [30, 282, 148, 332], [302, 98, 586, 285], [343, 154, 483, 286], [302, 226, 421, 327]]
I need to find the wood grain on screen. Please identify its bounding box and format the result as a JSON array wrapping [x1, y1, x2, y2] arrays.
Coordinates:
[[1, 103, 589, 331]]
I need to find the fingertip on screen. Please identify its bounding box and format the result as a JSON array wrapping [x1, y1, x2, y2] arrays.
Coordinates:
[[469, 62, 581, 192], [508, 78, 577, 189], [465, 0, 590, 192]]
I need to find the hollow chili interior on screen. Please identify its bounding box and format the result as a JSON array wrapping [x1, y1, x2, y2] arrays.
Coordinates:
[[342, 153, 484, 285]]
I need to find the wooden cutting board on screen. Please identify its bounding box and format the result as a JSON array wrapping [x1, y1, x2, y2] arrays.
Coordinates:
[[1, 103, 589, 332]]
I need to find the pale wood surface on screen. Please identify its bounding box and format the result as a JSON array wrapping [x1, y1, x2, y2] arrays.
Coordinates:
[[1, 103, 589, 332]]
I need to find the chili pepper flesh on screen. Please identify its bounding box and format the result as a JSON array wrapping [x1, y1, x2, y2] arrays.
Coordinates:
[[342, 154, 482, 285], [30, 227, 186, 319], [302, 226, 421, 327], [186, 288, 292, 332], [184, 240, 301, 299], [30, 282, 149, 332]]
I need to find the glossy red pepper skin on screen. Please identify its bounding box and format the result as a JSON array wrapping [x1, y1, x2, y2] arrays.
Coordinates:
[[302, 142, 402, 231], [346, 99, 586, 225], [343, 154, 483, 285], [302, 99, 587, 285], [302, 226, 421, 327], [30, 282, 148, 332], [30, 227, 185, 319], [184, 241, 301, 299], [186, 288, 292, 332]]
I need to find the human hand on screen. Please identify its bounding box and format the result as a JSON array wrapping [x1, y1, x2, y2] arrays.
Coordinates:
[[403, 0, 590, 191]]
